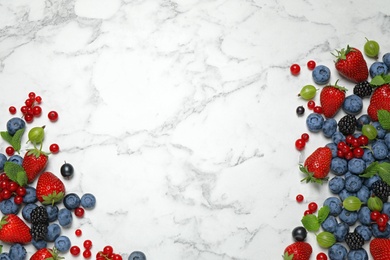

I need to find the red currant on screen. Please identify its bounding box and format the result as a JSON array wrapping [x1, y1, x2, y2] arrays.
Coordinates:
[[337, 149, 344, 158], [16, 186, 26, 196], [307, 100, 315, 110], [14, 195, 24, 205], [307, 60, 316, 70], [48, 111, 58, 121], [7, 181, 18, 192], [377, 216, 387, 227], [20, 106, 28, 114], [313, 106, 323, 114], [83, 239, 93, 250], [25, 98, 34, 107], [358, 135, 369, 146], [113, 254, 123, 260], [28, 92, 36, 100], [353, 147, 364, 158], [75, 229, 82, 237], [5, 146, 15, 156], [381, 213, 389, 223], [103, 246, 114, 256], [295, 139, 305, 151], [35, 96, 42, 103], [290, 64, 301, 75], [308, 202, 318, 213], [1, 190, 12, 200], [74, 207, 85, 217], [344, 151, 354, 160], [301, 133, 309, 142], [316, 252, 328, 260], [303, 210, 311, 216], [379, 225, 387, 232], [371, 210, 381, 221], [49, 144, 60, 154], [337, 141, 347, 150], [296, 194, 304, 203], [83, 249, 92, 258], [345, 135, 354, 145], [32, 106, 42, 117], [24, 114, 34, 123], [0, 180, 8, 189], [70, 246, 80, 256], [8, 106, 16, 114]]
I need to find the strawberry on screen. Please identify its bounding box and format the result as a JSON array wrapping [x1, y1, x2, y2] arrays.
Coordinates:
[[319, 81, 347, 118], [283, 242, 312, 260], [22, 148, 49, 183], [370, 238, 390, 260], [0, 214, 31, 244], [30, 248, 63, 260], [300, 146, 332, 184], [36, 171, 65, 205], [367, 83, 390, 121], [333, 45, 368, 83]]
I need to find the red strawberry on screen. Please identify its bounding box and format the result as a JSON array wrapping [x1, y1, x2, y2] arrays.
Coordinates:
[[333, 45, 368, 83], [0, 214, 31, 244], [300, 146, 332, 184], [30, 248, 63, 260], [22, 148, 49, 183], [283, 242, 312, 260], [36, 171, 65, 205], [320, 81, 347, 118], [367, 83, 390, 121], [370, 238, 390, 260]]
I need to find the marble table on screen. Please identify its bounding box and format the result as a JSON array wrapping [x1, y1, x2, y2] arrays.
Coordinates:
[[0, 0, 389, 259]]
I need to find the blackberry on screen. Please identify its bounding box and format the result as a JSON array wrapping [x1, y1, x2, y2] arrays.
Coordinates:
[[371, 180, 390, 202], [338, 114, 357, 135], [31, 206, 49, 225], [353, 81, 373, 98], [30, 223, 48, 241], [345, 232, 364, 250]]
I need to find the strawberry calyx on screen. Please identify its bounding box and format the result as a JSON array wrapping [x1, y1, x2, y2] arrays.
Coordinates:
[[26, 147, 49, 158], [327, 80, 348, 92], [46, 248, 64, 260], [0, 215, 10, 230], [282, 252, 294, 260], [332, 45, 356, 62], [41, 191, 65, 206], [299, 164, 328, 184]]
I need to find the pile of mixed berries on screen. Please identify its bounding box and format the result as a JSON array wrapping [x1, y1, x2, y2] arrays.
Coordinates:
[[0, 92, 147, 259], [285, 38, 390, 259]]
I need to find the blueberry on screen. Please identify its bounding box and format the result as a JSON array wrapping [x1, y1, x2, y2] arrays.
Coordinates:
[[81, 193, 96, 209], [329, 176, 345, 194], [9, 244, 27, 260], [306, 113, 324, 133], [339, 209, 358, 226], [6, 117, 26, 136], [63, 193, 81, 210], [329, 243, 348, 260], [356, 114, 371, 131], [384, 133, 390, 149], [32, 239, 47, 250], [128, 251, 146, 260], [46, 223, 61, 242], [0, 253, 10, 260], [342, 94, 363, 115], [322, 118, 337, 138], [370, 61, 389, 78], [372, 223, 390, 238], [331, 157, 348, 176], [339, 189, 357, 201], [372, 140, 389, 160], [326, 143, 338, 158], [363, 174, 381, 189], [22, 203, 38, 222], [373, 121, 386, 139], [383, 52, 390, 68], [357, 206, 372, 226], [362, 149, 375, 164], [332, 131, 346, 145], [0, 153, 7, 172], [347, 158, 366, 175], [345, 175, 362, 192], [46, 205, 59, 222], [355, 225, 372, 241], [347, 249, 368, 260], [0, 198, 21, 215], [334, 222, 350, 242], [382, 202, 390, 216], [8, 155, 23, 166], [321, 215, 338, 233], [58, 208, 73, 227], [324, 197, 343, 216], [312, 65, 331, 85], [54, 235, 71, 252], [23, 186, 37, 203], [357, 185, 370, 204]]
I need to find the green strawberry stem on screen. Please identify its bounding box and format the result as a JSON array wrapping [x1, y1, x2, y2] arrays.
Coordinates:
[[299, 164, 328, 184], [330, 80, 348, 92], [332, 45, 355, 61], [282, 252, 294, 260]]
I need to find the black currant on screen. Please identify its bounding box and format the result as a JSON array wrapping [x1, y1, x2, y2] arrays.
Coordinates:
[[60, 162, 74, 179], [292, 226, 307, 241], [296, 106, 305, 116]]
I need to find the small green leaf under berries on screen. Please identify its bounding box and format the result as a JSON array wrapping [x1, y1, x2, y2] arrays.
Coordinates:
[[360, 161, 390, 185], [317, 206, 330, 224], [3, 161, 27, 186], [0, 128, 25, 153], [301, 214, 320, 232], [378, 110, 390, 130], [360, 161, 379, 178]]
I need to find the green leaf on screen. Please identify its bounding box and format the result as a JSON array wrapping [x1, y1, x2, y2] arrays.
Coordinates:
[[317, 206, 330, 224], [378, 110, 390, 130], [16, 171, 27, 187], [10, 128, 25, 153], [371, 75, 387, 86], [0, 131, 12, 144], [301, 214, 320, 232], [3, 162, 27, 186], [360, 161, 379, 178]]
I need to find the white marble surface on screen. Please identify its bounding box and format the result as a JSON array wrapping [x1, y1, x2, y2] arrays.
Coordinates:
[[1, 0, 390, 259]]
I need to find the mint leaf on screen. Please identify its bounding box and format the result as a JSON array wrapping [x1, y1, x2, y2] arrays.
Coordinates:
[[383, 74, 390, 83], [0, 131, 12, 144], [10, 128, 24, 153], [4, 162, 27, 186], [377, 162, 390, 174], [378, 110, 390, 130], [16, 171, 27, 187], [301, 214, 320, 232], [318, 206, 330, 224], [371, 75, 386, 86], [360, 161, 379, 178]]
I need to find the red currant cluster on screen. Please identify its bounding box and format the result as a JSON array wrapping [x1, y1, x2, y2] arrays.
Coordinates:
[[307, 100, 323, 114], [96, 246, 123, 260], [336, 134, 369, 160], [370, 211, 389, 232], [303, 202, 318, 216], [8, 91, 59, 123], [0, 173, 26, 204], [295, 133, 309, 151]]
